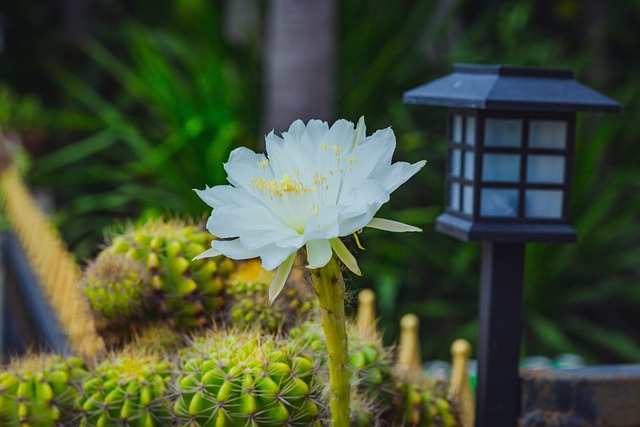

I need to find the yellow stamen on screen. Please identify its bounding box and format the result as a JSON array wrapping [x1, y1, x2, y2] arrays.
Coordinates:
[[353, 230, 366, 250], [251, 174, 311, 197]]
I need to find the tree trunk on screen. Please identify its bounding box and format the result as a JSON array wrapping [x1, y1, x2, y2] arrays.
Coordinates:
[[263, 0, 336, 135]]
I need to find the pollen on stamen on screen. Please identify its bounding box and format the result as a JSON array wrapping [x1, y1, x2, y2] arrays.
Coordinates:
[[257, 159, 269, 170], [313, 174, 327, 186]]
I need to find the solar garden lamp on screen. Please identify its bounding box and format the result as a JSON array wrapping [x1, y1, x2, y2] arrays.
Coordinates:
[[404, 64, 621, 427]]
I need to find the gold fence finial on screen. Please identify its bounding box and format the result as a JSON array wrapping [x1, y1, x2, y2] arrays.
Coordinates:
[[396, 313, 422, 380], [449, 339, 475, 427], [356, 289, 377, 340]]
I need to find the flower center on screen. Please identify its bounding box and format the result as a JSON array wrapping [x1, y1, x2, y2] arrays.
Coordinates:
[[250, 174, 311, 197], [248, 142, 361, 235]]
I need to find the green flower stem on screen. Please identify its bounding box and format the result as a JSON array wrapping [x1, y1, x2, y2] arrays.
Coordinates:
[[311, 256, 350, 427]]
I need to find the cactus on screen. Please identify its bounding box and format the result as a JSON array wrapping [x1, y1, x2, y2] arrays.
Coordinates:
[[125, 324, 185, 356], [225, 260, 316, 333], [173, 329, 323, 427], [0, 354, 87, 426], [394, 380, 459, 427], [349, 389, 384, 427], [77, 351, 174, 427], [289, 321, 396, 426], [102, 219, 232, 330], [82, 254, 149, 347]]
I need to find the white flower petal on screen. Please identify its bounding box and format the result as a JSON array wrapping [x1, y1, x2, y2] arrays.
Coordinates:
[[339, 179, 389, 210], [326, 119, 356, 150], [306, 239, 332, 269], [265, 130, 285, 154], [193, 246, 222, 260], [337, 212, 371, 236], [351, 116, 366, 150], [286, 119, 307, 140], [196, 185, 256, 207], [259, 244, 299, 271], [363, 127, 395, 164], [304, 205, 341, 240], [196, 118, 425, 279], [214, 239, 259, 260], [274, 234, 305, 249], [366, 218, 423, 233], [240, 227, 300, 251], [304, 120, 330, 148], [346, 130, 395, 186], [223, 147, 268, 188], [229, 146, 266, 166], [193, 185, 217, 207], [373, 160, 426, 194], [269, 252, 297, 304], [208, 206, 277, 238], [330, 238, 361, 276], [338, 180, 390, 235]]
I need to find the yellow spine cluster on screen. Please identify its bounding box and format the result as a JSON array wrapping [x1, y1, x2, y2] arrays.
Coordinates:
[[0, 166, 105, 357]]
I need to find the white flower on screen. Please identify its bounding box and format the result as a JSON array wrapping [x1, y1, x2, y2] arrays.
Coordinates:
[[196, 118, 425, 302]]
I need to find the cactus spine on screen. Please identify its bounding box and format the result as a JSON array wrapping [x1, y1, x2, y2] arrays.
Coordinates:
[[77, 352, 173, 427], [102, 219, 232, 330], [174, 330, 322, 427], [226, 260, 315, 333], [0, 355, 87, 426], [82, 254, 149, 347]]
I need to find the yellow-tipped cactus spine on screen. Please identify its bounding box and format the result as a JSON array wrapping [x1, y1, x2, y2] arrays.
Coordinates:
[[77, 351, 174, 427], [101, 219, 230, 331], [173, 330, 323, 427], [0, 355, 88, 426]]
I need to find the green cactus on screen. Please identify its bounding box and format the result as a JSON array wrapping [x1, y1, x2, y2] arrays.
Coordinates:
[[348, 334, 394, 400], [289, 321, 397, 426], [0, 355, 88, 426], [394, 380, 458, 427], [77, 351, 173, 427], [349, 389, 382, 427], [82, 254, 149, 347], [102, 219, 232, 330], [226, 260, 316, 333], [173, 330, 323, 427], [125, 324, 185, 356]]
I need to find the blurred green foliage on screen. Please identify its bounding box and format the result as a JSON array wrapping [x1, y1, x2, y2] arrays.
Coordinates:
[[1, 0, 639, 363], [20, 2, 261, 256]]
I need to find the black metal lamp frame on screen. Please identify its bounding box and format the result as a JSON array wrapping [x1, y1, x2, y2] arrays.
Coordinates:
[[403, 64, 622, 427]]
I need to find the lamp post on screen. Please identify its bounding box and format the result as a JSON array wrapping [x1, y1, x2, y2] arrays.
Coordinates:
[[404, 64, 621, 427]]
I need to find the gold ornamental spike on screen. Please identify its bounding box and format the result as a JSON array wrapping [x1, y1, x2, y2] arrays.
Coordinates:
[[396, 313, 422, 380], [356, 289, 378, 341], [449, 339, 475, 427]]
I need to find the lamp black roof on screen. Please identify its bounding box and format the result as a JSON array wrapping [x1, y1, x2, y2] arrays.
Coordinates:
[[403, 64, 622, 113]]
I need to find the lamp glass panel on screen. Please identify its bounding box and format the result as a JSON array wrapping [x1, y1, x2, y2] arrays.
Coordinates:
[[465, 117, 476, 146], [482, 154, 521, 182], [527, 155, 565, 184], [463, 185, 474, 215], [480, 188, 519, 217], [464, 152, 475, 180], [529, 120, 567, 149], [453, 115, 463, 143], [451, 149, 461, 177], [449, 183, 460, 210], [484, 118, 522, 147], [525, 190, 563, 219]]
